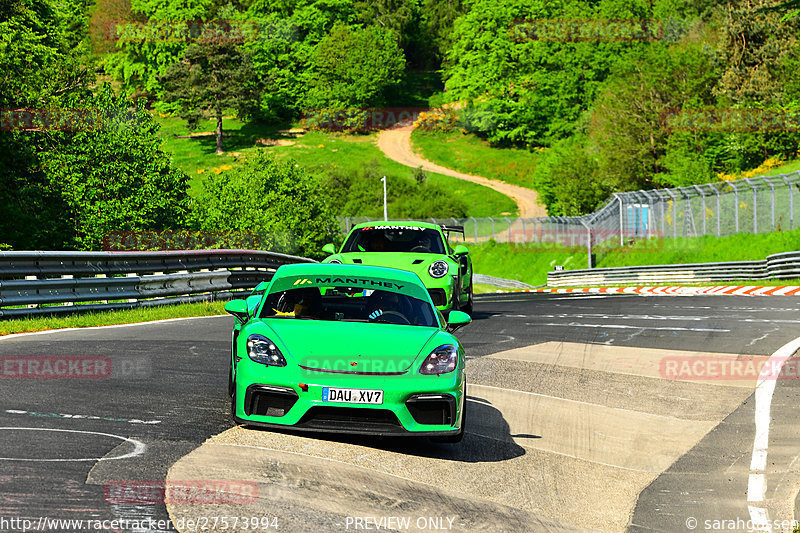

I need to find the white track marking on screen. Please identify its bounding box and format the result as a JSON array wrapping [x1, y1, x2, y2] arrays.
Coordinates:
[[4, 409, 160, 425], [746, 335, 800, 531], [0, 315, 229, 341], [529, 322, 730, 332], [0, 427, 146, 461], [470, 384, 693, 422]]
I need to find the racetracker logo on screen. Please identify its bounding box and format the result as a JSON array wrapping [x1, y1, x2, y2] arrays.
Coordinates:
[[103, 230, 259, 251], [659, 356, 800, 380], [0, 108, 145, 132], [662, 108, 800, 132], [104, 480, 258, 504], [509, 18, 663, 42], [1, 356, 111, 379], [301, 107, 426, 131], [103, 19, 298, 44]]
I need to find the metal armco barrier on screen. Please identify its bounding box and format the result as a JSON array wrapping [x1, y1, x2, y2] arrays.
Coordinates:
[[473, 274, 535, 289], [547, 250, 800, 287], [0, 250, 315, 318]]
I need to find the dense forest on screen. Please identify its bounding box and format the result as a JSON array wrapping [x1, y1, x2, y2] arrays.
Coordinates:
[[2, 0, 799, 252]]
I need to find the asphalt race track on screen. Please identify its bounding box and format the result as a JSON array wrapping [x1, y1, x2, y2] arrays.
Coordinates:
[[2, 293, 800, 532]]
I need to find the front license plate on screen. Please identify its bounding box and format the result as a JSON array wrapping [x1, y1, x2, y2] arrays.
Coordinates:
[[322, 387, 383, 405]]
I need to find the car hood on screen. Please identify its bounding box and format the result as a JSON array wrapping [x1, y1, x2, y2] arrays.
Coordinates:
[[260, 319, 440, 374], [335, 252, 447, 277]]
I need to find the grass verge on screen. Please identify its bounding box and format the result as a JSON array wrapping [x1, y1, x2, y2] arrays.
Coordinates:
[[156, 117, 517, 216], [0, 301, 228, 336], [470, 228, 800, 286], [410, 130, 541, 190]]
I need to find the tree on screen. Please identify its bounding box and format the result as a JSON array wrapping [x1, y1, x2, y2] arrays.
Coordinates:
[[0, 0, 89, 249], [588, 45, 719, 191], [161, 42, 258, 154], [305, 22, 405, 108], [43, 85, 190, 250], [192, 152, 338, 258], [101, 0, 212, 97], [420, 0, 467, 65]]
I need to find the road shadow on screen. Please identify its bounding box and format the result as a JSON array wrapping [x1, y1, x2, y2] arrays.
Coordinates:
[[241, 392, 527, 464]]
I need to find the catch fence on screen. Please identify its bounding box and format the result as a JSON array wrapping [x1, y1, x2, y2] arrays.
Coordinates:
[[342, 173, 800, 267]]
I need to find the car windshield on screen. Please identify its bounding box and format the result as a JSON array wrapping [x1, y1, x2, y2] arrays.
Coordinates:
[[259, 286, 438, 327], [341, 226, 446, 254]]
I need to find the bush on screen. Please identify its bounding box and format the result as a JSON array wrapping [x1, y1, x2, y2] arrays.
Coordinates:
[[192, 152, 338, 259], [321, 159, 467, 219], [43, 84, 190, 250]]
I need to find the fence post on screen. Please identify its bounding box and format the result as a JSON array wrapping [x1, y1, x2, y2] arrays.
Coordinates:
[[693, 185, 706, 236], [615, 194, 624, 246], [504, 217, 512, 242], [666, 189, 678, 238], [730, 182, 740, 233], [470, 217, 477, 243], [640, 190, 655, 238], [580, 219, 592, 269], [785, 174, 796, 230], [713, 187, 721, 236], [744, 178, 757, 233], [763, 177, 775, 230]]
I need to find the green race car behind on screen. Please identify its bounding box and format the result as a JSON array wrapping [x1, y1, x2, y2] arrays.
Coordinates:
[[225, 263, 471, 441], [321, 221, 473, 314]]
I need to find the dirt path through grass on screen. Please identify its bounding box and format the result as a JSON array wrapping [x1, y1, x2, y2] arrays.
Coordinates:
[[376, 125, 547, 217]]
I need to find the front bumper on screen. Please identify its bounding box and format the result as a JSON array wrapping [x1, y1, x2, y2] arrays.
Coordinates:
[[232, 368, 464, 436], [426, 275, 457, 312]]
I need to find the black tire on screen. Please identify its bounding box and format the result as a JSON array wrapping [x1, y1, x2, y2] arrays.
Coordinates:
[[230, 381, 240, 425], [228, 363, 234, 397], [433, 384, 466, 444], [461, 281, 474, 315]]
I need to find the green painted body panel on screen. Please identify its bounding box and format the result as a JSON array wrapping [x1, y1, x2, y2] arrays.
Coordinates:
[[229, 264, 468, 436], [322, 221, 473, 312]]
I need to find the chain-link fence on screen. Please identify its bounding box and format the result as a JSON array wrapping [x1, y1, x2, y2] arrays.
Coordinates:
[[340, 172, 800, 264]]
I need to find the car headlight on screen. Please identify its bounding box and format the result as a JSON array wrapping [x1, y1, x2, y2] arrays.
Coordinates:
[[429, 260, 449, 278], [246, 334, 287, 367], [420, 344, 458, 375]]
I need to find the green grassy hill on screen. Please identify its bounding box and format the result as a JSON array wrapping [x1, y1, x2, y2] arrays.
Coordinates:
[[155, 116, 517, 217]]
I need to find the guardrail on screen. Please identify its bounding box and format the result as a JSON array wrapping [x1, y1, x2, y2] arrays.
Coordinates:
[[0, 250, 315, 318], [547, 251, 800, 287], [473, 274, 535, 290]]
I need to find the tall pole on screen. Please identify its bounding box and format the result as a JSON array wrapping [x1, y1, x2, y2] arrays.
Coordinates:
[[381, 176, 387, 221]]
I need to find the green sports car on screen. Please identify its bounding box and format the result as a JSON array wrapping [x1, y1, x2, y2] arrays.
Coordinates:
[[321, 221, 473, 314], [224, 263, 471, 441]]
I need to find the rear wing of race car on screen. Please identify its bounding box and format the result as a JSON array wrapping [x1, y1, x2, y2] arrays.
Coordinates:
[[440, 225, 465, 245], [440, 225, 464, 235]]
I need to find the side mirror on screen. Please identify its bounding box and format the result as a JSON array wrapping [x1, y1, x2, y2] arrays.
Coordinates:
[[225, 299, 250, 323], [453, 245, 468, 256], [446, 310, 472, 332], [322, 243, 336, 255], [245, 294, 262, 316]]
